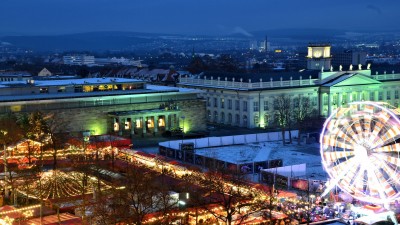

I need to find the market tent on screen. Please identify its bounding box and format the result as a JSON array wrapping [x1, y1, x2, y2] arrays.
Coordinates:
[[22, 213, 82, 225]]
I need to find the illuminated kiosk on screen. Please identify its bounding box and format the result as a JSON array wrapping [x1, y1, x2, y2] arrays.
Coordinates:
[[320, 101, 400, 224]]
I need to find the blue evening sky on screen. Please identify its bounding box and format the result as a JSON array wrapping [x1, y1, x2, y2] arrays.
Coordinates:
[[1, 0, 399, 35]]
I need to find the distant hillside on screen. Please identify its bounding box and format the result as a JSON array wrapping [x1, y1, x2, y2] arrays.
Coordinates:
[[0, 31, 167, 52], [2, 29, 400, 52]]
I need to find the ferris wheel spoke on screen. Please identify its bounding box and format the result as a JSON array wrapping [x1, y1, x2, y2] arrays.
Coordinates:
[[350, 116, 365, 141], [371, 164, 397, 198], [373, 143, 400, 153], [372, 125, 400, 149], [368, 121, 386, 145], [375, 110, 391, 124], [375, 154, 400, 169], [364, 162, 389, 201], [323, 151, 354, 164], [361, 114, 373, 137], [336, 129, 357, 145], [322, 136, 354, 151], [330, 157, 358, 177], [339, 164, 361, 190], [373, 155, 400, 188]]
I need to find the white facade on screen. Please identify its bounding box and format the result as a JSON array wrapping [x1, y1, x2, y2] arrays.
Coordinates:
[[178, 69, 400, 129]]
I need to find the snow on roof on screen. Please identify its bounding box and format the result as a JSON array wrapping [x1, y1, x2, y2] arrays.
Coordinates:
[[195, 141, 326, 180], [146, 84, 204, 93]]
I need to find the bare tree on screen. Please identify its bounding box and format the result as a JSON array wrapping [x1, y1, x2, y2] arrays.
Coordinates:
[[184, 167, 258, 225], [0, 113, 24, 203], [274, 95, 291, 145], [293, 96, 313, 145], [44, 113, 69, 170]]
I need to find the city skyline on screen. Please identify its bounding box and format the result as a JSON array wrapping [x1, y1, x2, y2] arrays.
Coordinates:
[[1, 0, 400, 36]]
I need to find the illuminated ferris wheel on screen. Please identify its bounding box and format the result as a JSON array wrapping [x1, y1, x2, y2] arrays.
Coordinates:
[[320, 101, 400, 204]]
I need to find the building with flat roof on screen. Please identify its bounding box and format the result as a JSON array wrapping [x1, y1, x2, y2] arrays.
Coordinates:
[[63, 55, 95, 66], [0, 77, 206, 136]]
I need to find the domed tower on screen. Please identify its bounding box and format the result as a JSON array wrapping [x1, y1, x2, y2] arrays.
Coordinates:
[[306, 43, 331, 70]]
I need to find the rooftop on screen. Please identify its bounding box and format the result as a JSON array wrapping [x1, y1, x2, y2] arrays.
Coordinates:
[[0, 77, 143, 88]]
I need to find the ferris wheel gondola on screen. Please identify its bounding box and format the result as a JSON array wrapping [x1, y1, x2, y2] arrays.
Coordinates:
[[320, 101, 400, 204]]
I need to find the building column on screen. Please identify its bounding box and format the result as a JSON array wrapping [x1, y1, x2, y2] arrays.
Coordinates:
[[154, 115, 159, 133], [118, 118, 123, 136], [358, 91, 362, 101], [165, 114, 169, 130], [338, 93, 342, 107], [131, 117, 135, 135], [142, 117, 146, 136], [319, 93, 324, 116], [328, 93, 332, 116]]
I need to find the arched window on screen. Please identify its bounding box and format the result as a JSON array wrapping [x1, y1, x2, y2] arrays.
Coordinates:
[[207, 110, 211, 122], [220, 112, 225, 123], [235, 114, 240, 125], [214, 111, 218, 123], [228, 113, 232, 124]]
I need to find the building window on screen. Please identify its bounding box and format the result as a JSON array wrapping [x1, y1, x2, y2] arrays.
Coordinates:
[[220, 112, 225, 123], [333, 95, 338, 105], [40, 87, 49, 93], [243, 115, 248, 126], [323, 95, 328, 105], [214, 98, 218, 107], [264, 101, 269, 111], [243, 101, 248, 112], [342, 94, 347, 104], [253, 101, 259, 112], [74, 86, 83, 93], [228, 99, 232, 109], [221, 98, 225, 108], [378, 92, 383, 101], [214, 111, 218, 123], [228, 113, 232, 123], [207, 97, 210, 107], [235, 100, 240, 110], [114, 122, 119, 132], [254, 115, 259, 126], [147, 118, 154, 128], [235, 114, 240, 124], [312, 97, 318, 106], [264, 114, 270, 127], [369, 92, 374, 101], [352, 93, 357, 102], [387, 91, 391, 100], [395, 90, 399, 100], [207, 110, 211, 121], [57, 87, 66, 92], [135, 119, 142, 128]]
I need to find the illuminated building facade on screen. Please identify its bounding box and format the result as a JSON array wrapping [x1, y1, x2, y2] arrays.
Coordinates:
[[0, 77, 206, 136], [179, 66, 400, 129]]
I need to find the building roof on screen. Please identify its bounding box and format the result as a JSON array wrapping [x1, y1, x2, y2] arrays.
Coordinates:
[[0, 71, 32, 77], [199, 70, 320, 82], [322, 73, 382, 87], [0, 77, 143, 88]]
